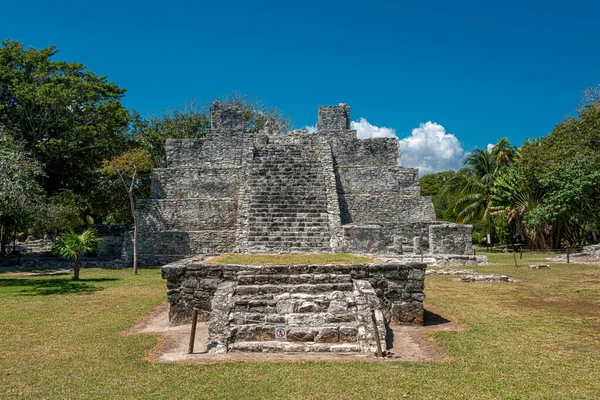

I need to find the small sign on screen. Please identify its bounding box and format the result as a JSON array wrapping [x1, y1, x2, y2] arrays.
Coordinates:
[[274, 324, 287, 341]]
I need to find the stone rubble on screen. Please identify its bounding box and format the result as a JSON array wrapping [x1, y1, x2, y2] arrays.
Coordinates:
[[528, 264, 551, 269], [460, 274, 510, 282]]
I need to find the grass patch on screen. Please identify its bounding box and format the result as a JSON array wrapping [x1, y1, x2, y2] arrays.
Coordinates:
[[0, 255, 599, 398], [206, 253, 376, 265]]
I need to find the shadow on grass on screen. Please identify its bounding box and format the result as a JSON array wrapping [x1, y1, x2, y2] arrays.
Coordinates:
[[424, 309, 451, 326], [0, 276, 118, 296]]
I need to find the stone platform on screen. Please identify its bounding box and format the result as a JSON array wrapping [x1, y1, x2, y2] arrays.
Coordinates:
[[162, 258, 426, 354]]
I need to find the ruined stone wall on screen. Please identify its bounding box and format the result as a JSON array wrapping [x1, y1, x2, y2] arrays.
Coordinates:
[[162, 259, 426, 325], [336, 167, 420, 196], [138, 102, 472, 262], [429, 223, 473, 255], [137, 106, 252, 265]]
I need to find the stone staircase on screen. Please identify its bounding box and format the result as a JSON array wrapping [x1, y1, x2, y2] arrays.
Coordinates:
[[243, 143, 332, 253], [208, 266, 387, 353]]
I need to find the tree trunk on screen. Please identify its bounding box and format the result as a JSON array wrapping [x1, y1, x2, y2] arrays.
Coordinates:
[[127, 192, 138, 275], [132, 215, 138, 275], [0, 223, 5, 256], [73, 253, 81, 280]]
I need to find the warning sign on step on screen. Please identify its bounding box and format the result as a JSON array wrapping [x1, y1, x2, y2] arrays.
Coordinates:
[[274, 324, 287, 341]]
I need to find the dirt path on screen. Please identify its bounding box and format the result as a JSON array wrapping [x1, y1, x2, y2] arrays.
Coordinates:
[[125, 303, 464, 363]]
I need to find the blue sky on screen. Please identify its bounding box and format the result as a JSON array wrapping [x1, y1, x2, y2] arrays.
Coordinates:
[[3, 0, 599, 173]]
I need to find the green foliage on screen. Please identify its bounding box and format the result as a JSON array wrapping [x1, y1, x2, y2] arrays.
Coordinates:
[[30, 191, 86, 239], [526, 156, 600, 246], [445, 149, 499, 226], [0, 135, 45, 254], [420, 171, 458, 221], [52, 228, 102, 280], [0, 39, 130, 199]]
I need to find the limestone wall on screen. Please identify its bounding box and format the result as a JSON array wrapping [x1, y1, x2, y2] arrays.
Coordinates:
[[429, 223, 473, 255], [165, 133, 250, 167], [150, 167, 242, 199], [336, 166, 419, 195], [162, 259, 426, 325], [326, 134, 401, 166], [342, 195, 436, 224]]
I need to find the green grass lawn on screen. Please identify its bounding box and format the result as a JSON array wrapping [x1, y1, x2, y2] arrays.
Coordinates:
[[1, 253, 599, 399], [207, 253, 375, 265]]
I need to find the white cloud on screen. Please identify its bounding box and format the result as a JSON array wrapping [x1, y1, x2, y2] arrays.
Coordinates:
[[350, 118, 397, 139], [302, 118, 465, 176], [487, 143, 494, 153], [399, 121, 465, 175]]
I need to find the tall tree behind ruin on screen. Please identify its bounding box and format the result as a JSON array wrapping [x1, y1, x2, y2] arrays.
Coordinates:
[[101, 149, 153, 274]]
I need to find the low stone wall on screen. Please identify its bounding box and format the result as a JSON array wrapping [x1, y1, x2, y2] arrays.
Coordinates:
[[162, 259, 427, 326], [429, 223, 473, 255]]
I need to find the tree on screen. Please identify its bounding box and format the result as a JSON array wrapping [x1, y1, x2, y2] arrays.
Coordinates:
[[101, 149, 153, 274], [491, 167, 543, 247], [491, 137, 517, 166], [0, 135, 45, 254], [420, 170, 459, 221], [526, 156, 600, 247], [30, 191, 86, 240], [0, 39, 130, 199], [53, 228, 102, 280], [445, 150, 499, 231]]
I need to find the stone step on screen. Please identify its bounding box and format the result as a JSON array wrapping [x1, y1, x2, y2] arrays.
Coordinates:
[[249, 199, 328, 204], [248, 207, 329, 211], [245, 240, 331, 246], [247, 213, 329, 218], [237, 273, 352, 285], [245, 247, 333, 253], [232, 291, 351, 306], [234, 283, 354, 296], [231, 324, 359, 343], [245, 234, 330, 240], [228, 341, 362, 353], [246, 235, 331, 241], [230, 312, 356, 326], [246, 223, 330, 228]]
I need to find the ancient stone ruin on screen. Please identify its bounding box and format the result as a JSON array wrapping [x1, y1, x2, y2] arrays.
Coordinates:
[[163, 258, 425, 353], [137, 102, 473, 265], [146, 102, 479, 354]]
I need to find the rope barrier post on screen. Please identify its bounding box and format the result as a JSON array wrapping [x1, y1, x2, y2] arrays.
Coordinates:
[[567, 247, 570, 264], [188, 305, 199, 354], [513, 249, 518, 268], [370, 305, 383, 358], [520, 248, 523, 259]]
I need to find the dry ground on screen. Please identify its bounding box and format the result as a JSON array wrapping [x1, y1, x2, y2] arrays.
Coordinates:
[[125, 303, 463, 363]]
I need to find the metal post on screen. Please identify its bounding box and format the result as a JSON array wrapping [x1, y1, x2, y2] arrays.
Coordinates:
[[188, 305, 199, 354], [567, 247, 570, 264], [520, 249, 523, 260], [513, 250, 518, 268], [370, 306, 383, 358]]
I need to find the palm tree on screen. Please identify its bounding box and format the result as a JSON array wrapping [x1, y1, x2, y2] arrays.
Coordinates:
[[491, 138, 517, 166], [53, 228, 102, 280], [491, 168, 543, 245], [445, 149, 499, 230]]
